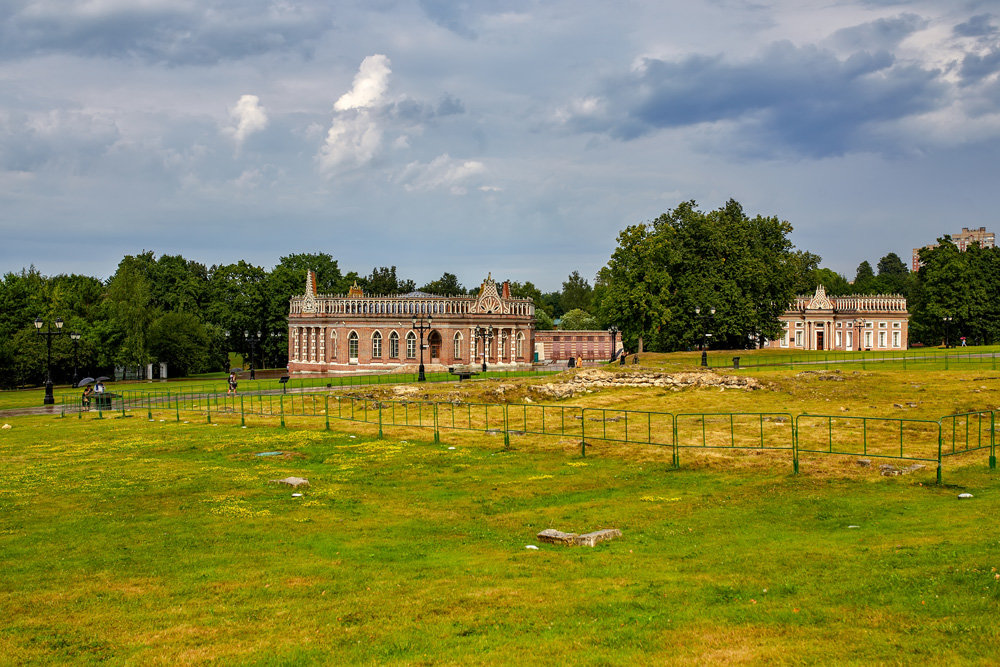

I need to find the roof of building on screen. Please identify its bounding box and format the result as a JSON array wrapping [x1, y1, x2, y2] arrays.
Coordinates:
[[398, 290, 442, 298]]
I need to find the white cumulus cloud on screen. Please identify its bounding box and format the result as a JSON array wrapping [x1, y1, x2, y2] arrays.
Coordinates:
[[226, 94, 268, 149], [334, 54, 392, 111], [318, 54, 392, 175]]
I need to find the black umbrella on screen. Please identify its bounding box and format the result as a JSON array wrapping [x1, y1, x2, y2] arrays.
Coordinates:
[[77, 377, 95, 387], [230, 367, 243, 373]]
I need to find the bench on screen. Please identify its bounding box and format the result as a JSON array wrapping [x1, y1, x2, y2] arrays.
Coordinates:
[[448, 367, 479, 381]]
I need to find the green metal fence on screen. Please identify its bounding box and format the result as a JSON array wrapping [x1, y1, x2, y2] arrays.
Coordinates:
[[58, 391, 998, 482], [940, 410, 996, 467], [674, 412, 795, 470], [795, 414, 943, 480]]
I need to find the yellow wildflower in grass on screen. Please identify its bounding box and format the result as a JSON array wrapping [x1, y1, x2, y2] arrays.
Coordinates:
[[640, 496, 682, 502], [209, 499, 271, 518]]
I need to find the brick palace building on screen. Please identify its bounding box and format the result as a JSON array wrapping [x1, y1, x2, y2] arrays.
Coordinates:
[[287, 271, 614, 375], [768, 285, 909, 351]]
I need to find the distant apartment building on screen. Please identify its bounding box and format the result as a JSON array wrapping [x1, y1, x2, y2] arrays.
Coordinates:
[[912, 226, 995, 271]]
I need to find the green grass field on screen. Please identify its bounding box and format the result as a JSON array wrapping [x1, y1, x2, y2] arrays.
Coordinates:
[[3, 358, 1000, 663]]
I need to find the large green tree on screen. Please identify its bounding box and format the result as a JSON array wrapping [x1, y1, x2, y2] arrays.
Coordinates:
[[208, 260, 268, 369], [560, 271, 593, 314], [853, 261, 877, 293], [105, 256, 155, 376], [596, 199, 799, 353], [363, 266, 415, 294], [594, 223, 672, 353], [559, 308, 600, 330], [419, 272, 464, 295], [654, 199, 797, 350], [874, 252, 911, 296], [148, 312, 212, 377]]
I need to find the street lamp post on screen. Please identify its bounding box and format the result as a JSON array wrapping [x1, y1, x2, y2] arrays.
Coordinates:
[[245, 330, 262, 380], [411, 315, 432, 382], [474, 325, 494, 373], [34, 316, 65, 405], [70, 331, 81, 387], [695, 307, 716, 367], [942, 316, 953, 348], [854, 318, 867, 351], [608, 326, 619, 362]]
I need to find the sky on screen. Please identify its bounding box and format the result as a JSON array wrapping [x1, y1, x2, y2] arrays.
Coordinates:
[[1, 0, 999, 291]]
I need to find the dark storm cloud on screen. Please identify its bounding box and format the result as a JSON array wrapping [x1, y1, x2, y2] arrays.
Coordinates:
[[386, 95, 466, 121], [436, 94, 465, 116], [0, 0, 335, 65], [575, 41, 945, 157], [828, 13, 927, 50], [960, 48, 1000, 84], [954, 13, 997, 38]]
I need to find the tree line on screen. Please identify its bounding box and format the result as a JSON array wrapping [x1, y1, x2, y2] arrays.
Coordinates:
[[0, 252, 603, 389], [0, 199, 984, 388]]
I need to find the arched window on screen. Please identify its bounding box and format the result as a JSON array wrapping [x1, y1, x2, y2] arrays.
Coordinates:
[[348, 331, 359, 360], [453, 331, 462, 359], [330, 331, 338, 358], [389, 331, 399, 358], [372, 331, 382, 358], [429, 331, 441, 359], [406, 331, 417, 359], [516, 332, 524, 358]]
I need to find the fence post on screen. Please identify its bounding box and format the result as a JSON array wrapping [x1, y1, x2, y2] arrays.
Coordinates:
[[503, 403, 510, 450], [120, 395, 126, 418], [325, 395, 330, 431], [146, 392, 152, 420], [433, 402, 440, 444], [280, 394, 285, 428], [175, 393, 180, 422], [378, 401, 384, 438], [672, 415, 679, 468], [792, 418, 799, 474], [240, 395, 245, 427], [206, 393, 212, 424], [991, 411, 997, 470], [581, 409, 587, 457], [937, 424, 943, 484]]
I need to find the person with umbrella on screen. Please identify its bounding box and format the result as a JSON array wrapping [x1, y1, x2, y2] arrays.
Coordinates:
[[79, 377, 95, 409]]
